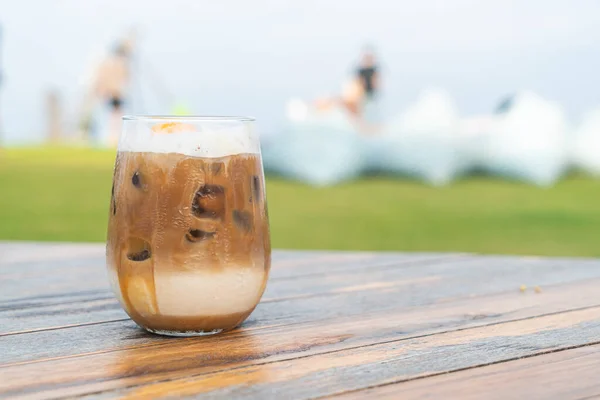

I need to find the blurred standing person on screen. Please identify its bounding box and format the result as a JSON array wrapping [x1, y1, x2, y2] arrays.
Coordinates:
[[356, 46, 382, 132], [81, 35, 134, 146], [96, 40, 132, 146], [357, 46, 379, 99]]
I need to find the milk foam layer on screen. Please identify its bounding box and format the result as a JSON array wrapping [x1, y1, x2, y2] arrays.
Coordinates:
[[119, 121, 260, 158], [153, 267, 265, 317]]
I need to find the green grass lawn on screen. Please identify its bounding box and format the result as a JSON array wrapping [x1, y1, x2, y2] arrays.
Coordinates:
[[1, 147, 599, 257]]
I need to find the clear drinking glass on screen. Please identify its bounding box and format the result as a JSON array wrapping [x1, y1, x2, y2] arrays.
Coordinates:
[[106, 116, 271, 336]]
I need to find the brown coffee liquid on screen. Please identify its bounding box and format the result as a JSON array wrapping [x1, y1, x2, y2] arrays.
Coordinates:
[[106, 151, 271, 333]]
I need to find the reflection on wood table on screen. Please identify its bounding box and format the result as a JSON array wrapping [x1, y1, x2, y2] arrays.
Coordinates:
[[1, 242, 600, 399]]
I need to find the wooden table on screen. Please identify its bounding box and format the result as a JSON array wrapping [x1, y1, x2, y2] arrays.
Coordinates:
[[2, 242, 600, 399]]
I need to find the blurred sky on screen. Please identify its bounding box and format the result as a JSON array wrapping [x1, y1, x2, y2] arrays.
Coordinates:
[[1, 0, 600, 143]]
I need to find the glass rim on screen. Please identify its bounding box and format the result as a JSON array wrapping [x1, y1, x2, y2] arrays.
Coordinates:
[[122, 115, 255, 122]]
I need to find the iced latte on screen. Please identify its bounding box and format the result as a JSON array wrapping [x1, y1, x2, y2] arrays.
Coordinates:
[[106, 117, 270, 336]]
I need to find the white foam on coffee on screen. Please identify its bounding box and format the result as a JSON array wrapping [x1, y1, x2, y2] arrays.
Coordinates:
[[118, 122, 260, 158], [154, 267, 265, 317]]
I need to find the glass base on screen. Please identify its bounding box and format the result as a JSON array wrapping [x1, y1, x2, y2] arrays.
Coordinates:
[[144, 327, 224, 337]]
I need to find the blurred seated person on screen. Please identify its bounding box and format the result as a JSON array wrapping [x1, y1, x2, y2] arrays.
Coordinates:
[[310, 46, 382, 134], [314, 77, 364, 117]]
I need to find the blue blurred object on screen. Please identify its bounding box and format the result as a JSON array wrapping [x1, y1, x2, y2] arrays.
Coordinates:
[[362, 95, 383, 126], [262, 108, 364, 186], [371, 88, 462, 185]]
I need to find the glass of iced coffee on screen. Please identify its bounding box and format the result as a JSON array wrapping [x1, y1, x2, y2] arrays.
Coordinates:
[[106, 116, 271, 336]]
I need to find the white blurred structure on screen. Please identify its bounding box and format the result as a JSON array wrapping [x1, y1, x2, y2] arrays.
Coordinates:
[[373, 88, 461, 185], [467, 91, 569, 186], [286, 98, 309, 122], [265, 89, 580, 187], [571, 107, 600, 176]]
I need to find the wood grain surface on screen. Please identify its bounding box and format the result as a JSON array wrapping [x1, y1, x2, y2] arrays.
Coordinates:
[[1, 242, 599, 399], [332, 344, 600, 400]]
